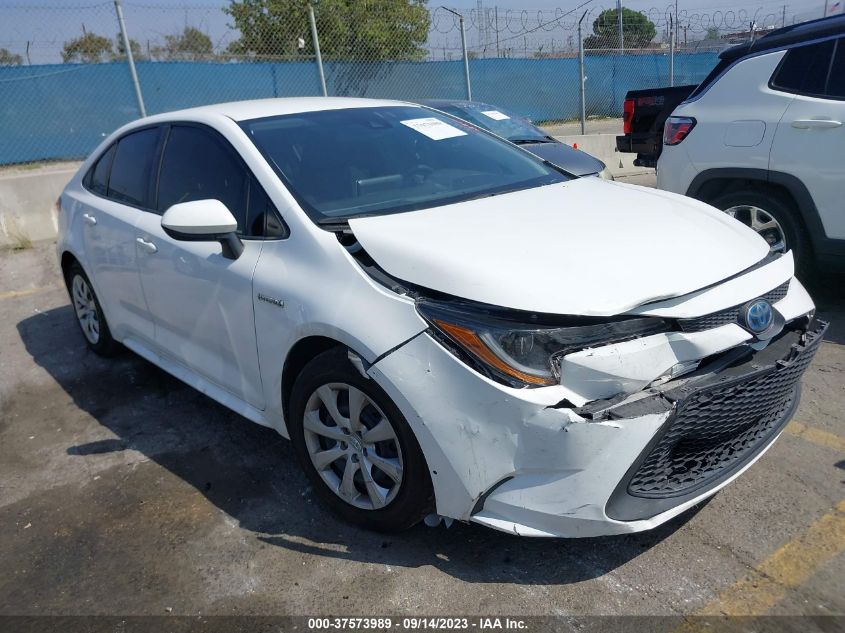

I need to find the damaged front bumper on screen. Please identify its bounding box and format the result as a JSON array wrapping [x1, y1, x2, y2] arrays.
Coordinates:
[[368, 304, 826, 537]]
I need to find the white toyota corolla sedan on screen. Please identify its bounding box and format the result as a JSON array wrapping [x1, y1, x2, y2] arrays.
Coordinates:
[[57, 97, 825, 537]]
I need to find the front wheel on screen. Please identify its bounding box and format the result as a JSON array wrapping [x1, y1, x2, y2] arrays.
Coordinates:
[[710, 189, 813, 279], [288, 347, 434, 532]]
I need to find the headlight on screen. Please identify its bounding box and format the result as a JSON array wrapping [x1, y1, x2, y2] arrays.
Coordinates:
[[597, 166, 614, 180], [417, 300, 670, 388]]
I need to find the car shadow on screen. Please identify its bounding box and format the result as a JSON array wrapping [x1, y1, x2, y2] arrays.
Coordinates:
[[15, 305, 773, 586]]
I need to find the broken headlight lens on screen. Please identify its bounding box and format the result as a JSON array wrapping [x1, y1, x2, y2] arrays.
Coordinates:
[[417, 300, 670, 387]]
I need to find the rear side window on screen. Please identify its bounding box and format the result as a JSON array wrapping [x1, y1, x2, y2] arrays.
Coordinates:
[[158, 125, 248, 227], [826, 39, 845, 99], [86, 144, 116, 196], [107, 127, 161, 208], [771, 40, 835, 96]]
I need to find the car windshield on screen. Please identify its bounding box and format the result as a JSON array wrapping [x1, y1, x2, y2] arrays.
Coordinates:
[[434, 103, 549, 143], [240, 106, 567, 222]]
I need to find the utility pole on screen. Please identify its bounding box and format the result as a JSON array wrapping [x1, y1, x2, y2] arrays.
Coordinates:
[[674, 0, 679, 51], [113, 0, 146, 117], [442, 7, 472, 100], [782, 5, 786, 26]]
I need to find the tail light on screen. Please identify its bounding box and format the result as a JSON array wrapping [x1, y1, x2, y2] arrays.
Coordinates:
[[663, 116, 696, 146], [54, 196, 62, 214], [623, 98, 634, 134]]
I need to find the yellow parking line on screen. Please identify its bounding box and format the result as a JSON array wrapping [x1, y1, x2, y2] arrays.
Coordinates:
[[0, 285, 62, 301], [683, 499, 845, 621], [785, 420, 845, 453]]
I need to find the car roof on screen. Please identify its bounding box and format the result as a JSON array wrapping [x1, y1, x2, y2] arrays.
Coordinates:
[[720, 13, 845, 62], [141, 97, 416, 124]]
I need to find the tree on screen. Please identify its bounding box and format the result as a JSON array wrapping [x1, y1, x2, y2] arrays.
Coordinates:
[[62, 31, 114, 63], [583, 8, 656, 50], [224, 0, 430, 61], [0, 47, 23, 66], [113, 34, 146, 61], [705, 26, 720, 40], [154, 27, 214, 60]]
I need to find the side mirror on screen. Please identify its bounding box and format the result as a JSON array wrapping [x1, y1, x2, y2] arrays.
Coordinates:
[[161, 199, 244, 260]]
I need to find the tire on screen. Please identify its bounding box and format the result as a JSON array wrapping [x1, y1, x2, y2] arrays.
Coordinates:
[[288, 347, 434, 532], [709, 188, 814, 280], [65, 263, 120, 357]]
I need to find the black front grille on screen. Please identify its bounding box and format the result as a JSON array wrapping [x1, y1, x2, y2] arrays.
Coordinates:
[[678, 281, 790, 333], [626, 322, 821, 499]]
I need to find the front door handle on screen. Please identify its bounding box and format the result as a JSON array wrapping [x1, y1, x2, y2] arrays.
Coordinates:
[[791, 119, 842, 129], [82, 213, 97, 226], [136, 237, 158, 254]]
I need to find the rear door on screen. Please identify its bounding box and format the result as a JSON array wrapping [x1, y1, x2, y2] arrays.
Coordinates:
[[78, 126, 162, 345], [134, 123, 283, 409], [769, 38, 845, 240]]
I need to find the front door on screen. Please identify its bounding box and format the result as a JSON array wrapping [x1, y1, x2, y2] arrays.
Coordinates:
[[134, 124, 266, 409]]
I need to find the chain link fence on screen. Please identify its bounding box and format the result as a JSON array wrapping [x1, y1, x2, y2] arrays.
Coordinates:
[[0, 1, 835, 165]]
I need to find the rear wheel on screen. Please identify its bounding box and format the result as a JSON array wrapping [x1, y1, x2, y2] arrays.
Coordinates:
[[288, 347, 433, 531], [65, 263, 119, 356], [710, 189, 813, 279]]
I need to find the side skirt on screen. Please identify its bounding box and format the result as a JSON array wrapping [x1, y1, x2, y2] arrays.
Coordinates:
[[121, 336, 279, 433]]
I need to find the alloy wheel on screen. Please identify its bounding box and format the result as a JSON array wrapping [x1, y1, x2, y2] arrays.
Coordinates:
[[302, 382, 404, 510], [724, 205, 787, 254], [71, 274, 100, 344]]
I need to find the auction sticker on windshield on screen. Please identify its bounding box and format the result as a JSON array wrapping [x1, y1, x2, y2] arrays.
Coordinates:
[[481, 110, 510, 120], [401, 117, 467, 140]]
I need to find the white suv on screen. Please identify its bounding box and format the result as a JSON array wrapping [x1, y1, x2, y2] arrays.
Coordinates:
[[657, 15, 845, 276], [58, 97, 821, 537]]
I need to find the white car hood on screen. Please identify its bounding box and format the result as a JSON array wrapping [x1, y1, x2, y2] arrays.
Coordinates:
[[348, 178, 770, 316]]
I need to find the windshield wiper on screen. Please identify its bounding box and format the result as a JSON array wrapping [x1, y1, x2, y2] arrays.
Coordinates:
[[510, 138, 555, 145]]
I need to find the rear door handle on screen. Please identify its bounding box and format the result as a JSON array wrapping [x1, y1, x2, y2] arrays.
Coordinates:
[[791, 119, 842, 129], [136, 237, 158, 254], [82, 213, 97, 226]]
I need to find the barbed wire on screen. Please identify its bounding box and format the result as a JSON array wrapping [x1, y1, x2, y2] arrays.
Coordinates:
[[0, 2, 823, 58]]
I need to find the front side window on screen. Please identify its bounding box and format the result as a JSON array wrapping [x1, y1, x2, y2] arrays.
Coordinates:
[[771, 40, 835, 97], [107, 127, 161, 208], [241, 106, 567, 223], [156, 125, 284, 238], [157, 125, 248, 222]]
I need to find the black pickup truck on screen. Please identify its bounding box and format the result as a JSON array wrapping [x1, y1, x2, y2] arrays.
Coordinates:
[[615, 44, 750, 167], [614, 85, 696, 168]]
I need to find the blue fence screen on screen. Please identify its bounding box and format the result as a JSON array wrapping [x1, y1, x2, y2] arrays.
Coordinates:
[[0, 52, 719, 165]]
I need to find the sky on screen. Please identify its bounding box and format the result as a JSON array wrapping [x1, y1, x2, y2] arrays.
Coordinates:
[[0, 0, 835, 64]]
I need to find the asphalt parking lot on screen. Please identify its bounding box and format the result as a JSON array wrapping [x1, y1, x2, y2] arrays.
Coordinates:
[[1, 240, 843, 622]]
